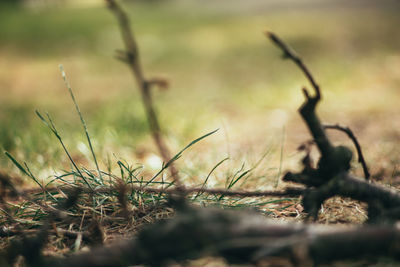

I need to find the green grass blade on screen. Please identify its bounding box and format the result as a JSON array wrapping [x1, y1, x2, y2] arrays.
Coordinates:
[[59, 64, 103, 184], [36, 110, 92, 190], [117, 160, 126, 180], [23, 162, 45, 190], [225, 162, 245, 188], [5, 152, 58, 201], [23, 163, 58, 202], [194, 157, 229, 200], [228, 169, 251, 189], [146, 129, 219, 186], [117, 160, 142, 183], [5, 151, 30, 176]]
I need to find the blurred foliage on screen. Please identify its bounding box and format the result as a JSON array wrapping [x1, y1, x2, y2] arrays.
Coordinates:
[[1, 0, 23, 5]]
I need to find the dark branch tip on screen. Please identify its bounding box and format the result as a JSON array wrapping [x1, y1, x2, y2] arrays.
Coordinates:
[[302, 87, 310, 99], [315, 86, 321, 100], [264, 31, 274, 41], [264, 31, 285, 50]]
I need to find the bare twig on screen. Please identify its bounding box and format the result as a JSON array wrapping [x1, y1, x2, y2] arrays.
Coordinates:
[[114, 185, 304, 198], [266, 32, 333, 159], [265, 32, 320, 99], [5, 185, 304, 199], [105, 0, 182, 190], [324, 124, 370, 180]]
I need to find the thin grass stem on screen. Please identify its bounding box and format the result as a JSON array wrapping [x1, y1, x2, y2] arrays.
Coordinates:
[[59, 64, 103, 184]]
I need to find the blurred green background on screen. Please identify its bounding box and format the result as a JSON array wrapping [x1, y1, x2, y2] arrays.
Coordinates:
[[1, 0, 400, 187]]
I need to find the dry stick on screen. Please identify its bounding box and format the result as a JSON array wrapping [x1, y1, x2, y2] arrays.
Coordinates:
[[323, 124, 370, 180], [105, 0, 182, 190], [5, 185, 304, 199], [266, 32, 320, 99], [1, 171, 302, 200], [94, 185, 304, 198], [45, 207, 400, 267], [266, 32, 334, 159], [267, 32, 400, 222], [266, 32, 374, 221], [266, 32, 370, 180]]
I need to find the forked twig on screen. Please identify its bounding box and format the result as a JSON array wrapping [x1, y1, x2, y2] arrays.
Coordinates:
[[323, 124, 370, 180], [105, 0, 182, 190]]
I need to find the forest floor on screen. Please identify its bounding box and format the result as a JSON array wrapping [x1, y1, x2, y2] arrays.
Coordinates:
[[1, 1, 400, 265]]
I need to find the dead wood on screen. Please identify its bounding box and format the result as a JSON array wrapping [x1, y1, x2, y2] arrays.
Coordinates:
[[267, 32, 400, 223], [2, 183, 304, 201], [2, 3, 400, 266], [323, 124, 370, 180], [41, 206, 400, 267], [105, 0, 182, 190]]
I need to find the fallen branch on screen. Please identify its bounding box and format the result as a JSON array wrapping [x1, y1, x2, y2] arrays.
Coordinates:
[[42, 206, 400, 267], [2, 183, 304, 200], [97, 185, 304, 198], [105, 0, 182, 190]]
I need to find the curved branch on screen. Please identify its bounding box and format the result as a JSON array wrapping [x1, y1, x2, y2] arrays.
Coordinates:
[[323, 124, 370, 180]]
